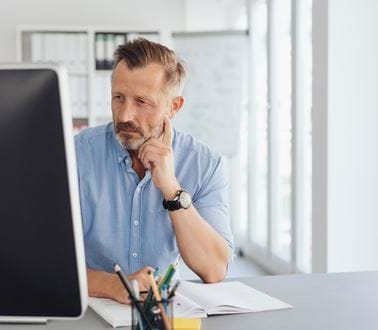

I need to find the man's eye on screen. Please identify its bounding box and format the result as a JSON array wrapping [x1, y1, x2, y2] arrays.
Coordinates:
[[113, 95, 123, 101], [136, 99, 146, 105]]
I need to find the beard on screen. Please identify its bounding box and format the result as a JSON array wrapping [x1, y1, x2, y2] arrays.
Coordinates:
[[115, 120, 163, 150]]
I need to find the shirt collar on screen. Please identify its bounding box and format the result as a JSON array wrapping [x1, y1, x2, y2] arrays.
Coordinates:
[[108, 123, 130, 164]]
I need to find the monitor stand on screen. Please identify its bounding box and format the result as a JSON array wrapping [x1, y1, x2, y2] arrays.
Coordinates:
[[0, 317, 48, 324]]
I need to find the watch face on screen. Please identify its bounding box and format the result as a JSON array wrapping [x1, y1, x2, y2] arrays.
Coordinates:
[[179, 191, 192, 209]]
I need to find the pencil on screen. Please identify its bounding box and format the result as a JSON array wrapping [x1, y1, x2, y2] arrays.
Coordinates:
[[144, 258, 179, 311], [158, 261, 178, 291], [148, 271, 170, 330], [114, 264, 153, 329]]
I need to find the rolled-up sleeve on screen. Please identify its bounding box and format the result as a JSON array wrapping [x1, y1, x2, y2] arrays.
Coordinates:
[[193, 155, 234, 261]]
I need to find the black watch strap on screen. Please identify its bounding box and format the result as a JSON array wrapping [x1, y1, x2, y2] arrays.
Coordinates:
[[162, 199, 182, 211]]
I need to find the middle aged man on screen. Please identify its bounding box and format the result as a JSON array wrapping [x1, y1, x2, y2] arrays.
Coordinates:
[[75, 38, 234, 304]]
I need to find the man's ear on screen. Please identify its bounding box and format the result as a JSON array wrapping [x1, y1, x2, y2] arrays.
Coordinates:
[[168, 96, 185, 119]]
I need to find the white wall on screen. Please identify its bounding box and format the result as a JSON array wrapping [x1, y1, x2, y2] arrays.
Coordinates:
[[328, 0, 378, 272], [184, 0, 247, 31], [313, 0, 378, 272], [0, 0, 186, 63]]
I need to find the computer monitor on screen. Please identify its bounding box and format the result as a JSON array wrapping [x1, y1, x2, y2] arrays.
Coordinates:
[[0, 64, 87, 323]]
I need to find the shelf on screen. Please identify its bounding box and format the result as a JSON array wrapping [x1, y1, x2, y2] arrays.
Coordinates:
[[68, 72, 89, 77], [94, 70, 112, 76], [17, 25, 161, 133]]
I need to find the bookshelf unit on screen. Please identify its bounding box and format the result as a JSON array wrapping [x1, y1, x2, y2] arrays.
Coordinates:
[[17, 26, 160, 133]]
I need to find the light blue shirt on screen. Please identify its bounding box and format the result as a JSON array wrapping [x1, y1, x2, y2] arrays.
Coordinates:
[[75, 123, 233, 276]]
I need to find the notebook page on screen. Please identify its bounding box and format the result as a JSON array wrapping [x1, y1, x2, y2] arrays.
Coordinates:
[[177, 281, 292, 315], [172, 292, 208, 319], [89, 297, 132, 328]]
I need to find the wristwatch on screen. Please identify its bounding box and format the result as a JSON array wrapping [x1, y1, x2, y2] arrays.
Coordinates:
[[162, 189, 192, 211]]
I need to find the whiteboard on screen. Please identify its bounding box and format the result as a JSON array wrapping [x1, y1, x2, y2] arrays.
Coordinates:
[[172, 31, 247, 157]]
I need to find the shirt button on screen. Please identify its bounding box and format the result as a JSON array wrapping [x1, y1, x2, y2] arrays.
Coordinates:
[[125, 159, 130, 164], [134, 220, 139, 226], [132, 253, 138, 258]]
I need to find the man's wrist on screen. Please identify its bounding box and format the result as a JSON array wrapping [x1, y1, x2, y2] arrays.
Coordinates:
[[161, 181, 181, 201], [88, 270, 116, 298]]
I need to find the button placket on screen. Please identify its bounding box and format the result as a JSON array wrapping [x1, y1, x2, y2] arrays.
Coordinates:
[[129, 175, 151, 273], [129, 184, 144, 272]]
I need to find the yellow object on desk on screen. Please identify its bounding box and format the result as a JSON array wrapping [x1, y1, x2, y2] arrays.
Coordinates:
[[173, 317, 201, 329]]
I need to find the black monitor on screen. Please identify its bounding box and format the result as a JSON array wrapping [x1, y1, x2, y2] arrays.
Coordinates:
[[0, 65, 87, 323]]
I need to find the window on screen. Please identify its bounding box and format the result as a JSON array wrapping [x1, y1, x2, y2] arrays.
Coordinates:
[[248, 0, 269, 249], [237, 0, 313, 274], [269, 0, 293, 262]]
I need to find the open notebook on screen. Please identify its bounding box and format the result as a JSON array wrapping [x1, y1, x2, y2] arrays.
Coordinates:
[[89, 281, 292, 327], [173, 280, 292, 317]]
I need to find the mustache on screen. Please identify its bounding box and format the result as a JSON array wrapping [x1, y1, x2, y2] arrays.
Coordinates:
[[116, 121, 142, 134]]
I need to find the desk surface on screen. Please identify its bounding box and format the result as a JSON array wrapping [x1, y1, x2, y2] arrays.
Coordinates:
[[2, 271, 378, 330]]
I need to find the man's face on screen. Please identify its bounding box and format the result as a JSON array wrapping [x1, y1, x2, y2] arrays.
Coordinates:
[[111, 60, 171, 150]]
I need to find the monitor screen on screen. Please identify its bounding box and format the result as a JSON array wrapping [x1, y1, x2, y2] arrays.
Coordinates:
[[0, 67, 87, 318]]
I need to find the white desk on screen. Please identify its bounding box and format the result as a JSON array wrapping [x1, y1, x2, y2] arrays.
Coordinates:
[[2, 271, 378, 329]]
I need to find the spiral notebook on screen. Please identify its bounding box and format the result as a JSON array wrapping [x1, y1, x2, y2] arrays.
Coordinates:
[[89, 281, 292, 327]]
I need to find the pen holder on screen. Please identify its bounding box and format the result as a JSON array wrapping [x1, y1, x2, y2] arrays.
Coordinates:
[[132, 299, 173, 330]]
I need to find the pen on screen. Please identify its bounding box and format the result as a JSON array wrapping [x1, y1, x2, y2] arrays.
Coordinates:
[[161, 284, 168, 313], [131, 279, 140, 300], [167, 280, 181, 299], [114, 264, 153, 329]]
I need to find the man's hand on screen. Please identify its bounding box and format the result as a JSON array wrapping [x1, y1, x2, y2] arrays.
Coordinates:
[[127, 266, 154, 294], [138, 116, 180, 199], [87, 266, 154, 305]]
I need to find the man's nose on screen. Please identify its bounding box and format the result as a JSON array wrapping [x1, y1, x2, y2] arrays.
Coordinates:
[[117, 99, 136, 122]]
